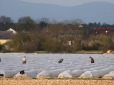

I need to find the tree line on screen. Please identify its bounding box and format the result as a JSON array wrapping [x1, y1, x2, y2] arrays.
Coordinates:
[[0, 16, 114, 53], [0, 16, 114, 31]]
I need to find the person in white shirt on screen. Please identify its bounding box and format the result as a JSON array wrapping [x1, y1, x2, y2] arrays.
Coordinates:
[[22, 56, 26, 64]]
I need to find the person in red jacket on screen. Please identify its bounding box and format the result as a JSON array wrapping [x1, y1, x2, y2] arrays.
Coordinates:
[[89, 56, 94, 63]]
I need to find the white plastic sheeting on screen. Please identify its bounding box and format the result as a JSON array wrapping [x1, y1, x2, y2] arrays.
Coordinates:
[[0, 70, 18, 78], [103, 71, 114, 78], [37, 70, 50, 77], [80, 70, 102, 78], [80, 71, 93, 77], [49, 69, 66, 77], [25, 69, 38, 77], [71, 70, 84, 77], [91, 70, 101, 78], [0, 53, 114, 78], [58, 70, 72, 78], [15, 72, 27, 77]]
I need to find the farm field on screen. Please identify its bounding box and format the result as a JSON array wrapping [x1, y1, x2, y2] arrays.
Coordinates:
[[0, 53, 114, 78], [0, 78, 114, 85]]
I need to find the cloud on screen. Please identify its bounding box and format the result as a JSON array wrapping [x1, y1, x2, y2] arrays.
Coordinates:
[[20, 0, 114, 6]]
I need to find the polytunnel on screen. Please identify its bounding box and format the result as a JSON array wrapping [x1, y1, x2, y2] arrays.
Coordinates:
[[58, 70, 72, 78]]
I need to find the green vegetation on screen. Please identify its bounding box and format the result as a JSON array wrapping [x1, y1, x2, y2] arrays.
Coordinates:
[[45, 77, 114, 80], [0, 44, 4, 52], [0, 16, 114, 53], [4, 31, 114, 53]]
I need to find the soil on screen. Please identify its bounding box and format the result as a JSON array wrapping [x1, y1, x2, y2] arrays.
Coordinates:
[[0, 77, 114, 85]]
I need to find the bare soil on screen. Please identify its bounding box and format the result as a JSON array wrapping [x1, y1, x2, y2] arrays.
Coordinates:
[[0, 77, 114, 85]]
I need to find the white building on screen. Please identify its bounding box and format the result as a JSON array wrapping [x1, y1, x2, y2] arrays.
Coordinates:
[[7, 28, 17, 34]]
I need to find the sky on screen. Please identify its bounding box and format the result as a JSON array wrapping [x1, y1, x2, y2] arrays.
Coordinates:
[[0, 0, 114, 24], [20, 0, 114, 7]]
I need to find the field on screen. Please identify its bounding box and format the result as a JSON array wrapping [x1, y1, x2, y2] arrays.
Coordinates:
[[0, 77, 114, 85], [0, 53, 114, 78], [0, 53, 114, 85]]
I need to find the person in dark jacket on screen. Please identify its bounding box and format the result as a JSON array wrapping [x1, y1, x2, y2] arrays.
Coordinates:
[[20, 70, 25, 75], [89, 56, 94, 63], [58, 59, 63, 63]]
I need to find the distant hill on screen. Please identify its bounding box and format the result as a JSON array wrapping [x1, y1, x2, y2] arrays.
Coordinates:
[[0, 0, 114, 24]]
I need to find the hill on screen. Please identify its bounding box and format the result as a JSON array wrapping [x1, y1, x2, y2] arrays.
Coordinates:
[[0, 0, 114, 24]]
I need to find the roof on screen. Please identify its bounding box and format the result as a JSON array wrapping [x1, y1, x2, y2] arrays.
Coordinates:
[[0, 31, 13, 39], [92, 27, 114, 37], [94, 27, 114, 30], [94, 27, 114, 32]]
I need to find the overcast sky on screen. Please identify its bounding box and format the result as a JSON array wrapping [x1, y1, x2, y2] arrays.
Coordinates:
[[20, 0, 114, 6]]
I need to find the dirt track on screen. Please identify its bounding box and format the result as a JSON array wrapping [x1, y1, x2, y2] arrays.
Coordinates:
[[0, 78, 114, 85]]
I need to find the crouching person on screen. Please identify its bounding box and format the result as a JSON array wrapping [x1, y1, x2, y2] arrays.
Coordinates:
[[20, 70, 25, 75]]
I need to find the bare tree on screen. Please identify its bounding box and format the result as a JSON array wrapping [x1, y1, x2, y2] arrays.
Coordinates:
[[36, 17, 49, 29], [0, 16, 14, 30]]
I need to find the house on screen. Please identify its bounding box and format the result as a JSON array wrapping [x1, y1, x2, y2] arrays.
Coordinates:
[[0, 28, 17, 44], [91, 27, 114, 41], [0, 31, 13, 44], [92, 27, 114, 37], [7, 28, 17, 34]]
